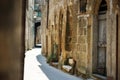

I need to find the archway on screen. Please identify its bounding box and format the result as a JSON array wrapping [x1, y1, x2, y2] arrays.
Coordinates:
[[93, 0, 107, 76], [34, 22, 41, 47]]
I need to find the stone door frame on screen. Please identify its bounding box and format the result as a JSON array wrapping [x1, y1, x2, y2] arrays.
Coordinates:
[[92, 0, 108, 76]]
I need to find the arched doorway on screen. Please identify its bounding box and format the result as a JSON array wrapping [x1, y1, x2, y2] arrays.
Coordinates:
[[93, 0, 107, 76]]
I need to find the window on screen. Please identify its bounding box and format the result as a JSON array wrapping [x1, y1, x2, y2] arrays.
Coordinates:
[[80, 0, 87, 13], [37, 12, 41, 17], [99, 0, 107, 14]]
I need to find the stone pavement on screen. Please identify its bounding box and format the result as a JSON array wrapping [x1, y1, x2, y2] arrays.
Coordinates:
[[24, 48, 82, 80]]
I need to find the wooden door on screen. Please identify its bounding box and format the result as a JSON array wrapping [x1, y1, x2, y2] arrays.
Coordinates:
[[97, 14, 106, 76]]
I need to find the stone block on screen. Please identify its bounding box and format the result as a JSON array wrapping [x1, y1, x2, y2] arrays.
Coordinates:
[[72, 37, 77, 43], [78, 36, 87, 43]]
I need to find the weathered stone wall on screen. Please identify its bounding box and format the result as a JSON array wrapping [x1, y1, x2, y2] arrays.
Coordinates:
[[76, 15, 89, 74], [46, 0, 79, 64], [25, 0, 35, 50], [41, 1, 48, 55], [115, 0, 120, 79], [41, 0, 120, 79], [118, 12, 120, 80], [90, 0, 120, 79]]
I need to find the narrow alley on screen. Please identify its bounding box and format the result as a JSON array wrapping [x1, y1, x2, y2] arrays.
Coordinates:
[[1, 0, 120, 80], [24, 48, 81, 80]]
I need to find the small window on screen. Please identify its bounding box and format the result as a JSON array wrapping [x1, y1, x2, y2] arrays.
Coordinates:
[[80, 0, 87, 13], [99, 0, 107, 14]]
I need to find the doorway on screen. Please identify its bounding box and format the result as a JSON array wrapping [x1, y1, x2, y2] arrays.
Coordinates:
[[97, 14, 107, 76], [34, 22, 41, 47], [93, 0, 107, 76]]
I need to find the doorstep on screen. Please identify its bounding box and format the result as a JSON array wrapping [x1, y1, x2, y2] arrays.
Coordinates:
[[92, 74, 107, 80]]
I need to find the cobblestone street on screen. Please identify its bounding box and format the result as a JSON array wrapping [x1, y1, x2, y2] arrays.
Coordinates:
[[24, 48, 81, 80]]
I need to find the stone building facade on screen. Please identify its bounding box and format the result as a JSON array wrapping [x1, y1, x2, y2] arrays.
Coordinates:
[[34, 0, 42, 46], [41, 0, 48, 54], [25, 0, 35, 50], [41, 0, 120, 80], [25, 0, 43, 49]]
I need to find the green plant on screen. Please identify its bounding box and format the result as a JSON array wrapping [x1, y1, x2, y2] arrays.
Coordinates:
[[47, 42, 59, 63], [47, 53, 58, 63]]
